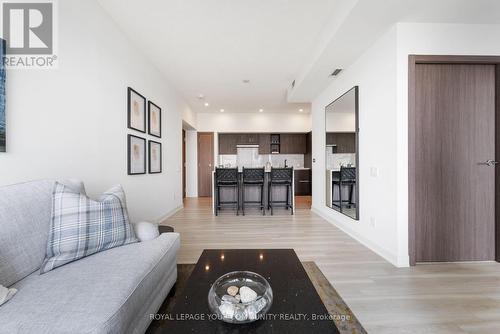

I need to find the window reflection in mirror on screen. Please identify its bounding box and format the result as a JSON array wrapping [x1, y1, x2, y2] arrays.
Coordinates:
[[325, 86, 359, 220]]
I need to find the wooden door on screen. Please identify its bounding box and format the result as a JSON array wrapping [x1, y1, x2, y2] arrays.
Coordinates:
[[182, 129, 186, 198], [415, 64, 496, 262], [197, 132, 214, 197]]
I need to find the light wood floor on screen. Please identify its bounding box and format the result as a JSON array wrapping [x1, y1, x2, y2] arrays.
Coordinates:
[[161, 197, 500, 334]]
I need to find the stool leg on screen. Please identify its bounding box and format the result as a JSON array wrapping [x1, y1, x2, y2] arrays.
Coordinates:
[[286, 184, 289, 210], [216, 185, 219, 216], [290, 184, 294, 215], [235, 185, 238, 216], [242, 184, 245, 216], [339, 182, 343, 213], [267, 183, 271, 210], [349, 184, 354, 207], [270, 183, 273, 216], [261, 183, 265, 215]]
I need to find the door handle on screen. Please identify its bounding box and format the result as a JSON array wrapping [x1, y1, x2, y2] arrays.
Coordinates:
[[478, 159, 499, 166]]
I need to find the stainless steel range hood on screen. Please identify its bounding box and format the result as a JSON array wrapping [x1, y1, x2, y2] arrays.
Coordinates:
[[236, 144, 259, 148]]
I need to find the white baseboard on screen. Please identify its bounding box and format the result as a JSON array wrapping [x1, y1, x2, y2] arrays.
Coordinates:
[[156, 205, 183, 224], [311, 205, 408, 268]]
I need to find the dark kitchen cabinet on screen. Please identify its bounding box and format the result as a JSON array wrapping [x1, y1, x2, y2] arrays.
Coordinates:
[[326, 132, 356, 153], [281, 134, 307, 154], [294, 169, 311, 195], [304, 132, 312, 168], [238, 133, 258, 145], [258, 134, 271, 154], [218, 133, 238, 154]]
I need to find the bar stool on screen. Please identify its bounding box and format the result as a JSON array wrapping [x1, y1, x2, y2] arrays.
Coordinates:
[[215, 167, 240, 216], [268, 167, 294, 215], [242, 167, 265, 216], [332, 166, 356, 213]]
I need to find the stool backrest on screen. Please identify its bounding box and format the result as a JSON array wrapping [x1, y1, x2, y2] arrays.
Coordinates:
[[215, 167, 238, 183], [270, 167, 293, 182], [243, 167, 265, 182], [340, 166, 356, 183]]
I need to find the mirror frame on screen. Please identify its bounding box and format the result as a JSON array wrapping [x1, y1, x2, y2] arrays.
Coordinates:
[[324, 86, 360, 220]]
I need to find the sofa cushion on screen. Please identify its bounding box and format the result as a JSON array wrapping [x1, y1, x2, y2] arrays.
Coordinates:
[[40, 183, 138, 274], [0, 233, 180, 334], [0, 180, 88, 286], [0, 180, 54, 287]]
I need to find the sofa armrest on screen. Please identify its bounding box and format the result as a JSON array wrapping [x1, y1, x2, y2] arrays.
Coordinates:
[[132, 222, 160, 242]]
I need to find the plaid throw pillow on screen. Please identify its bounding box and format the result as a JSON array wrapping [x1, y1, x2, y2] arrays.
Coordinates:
[[40, 182, 138, 274]]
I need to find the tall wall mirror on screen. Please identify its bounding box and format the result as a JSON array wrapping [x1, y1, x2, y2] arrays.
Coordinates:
[[325, 86, 359, 220]]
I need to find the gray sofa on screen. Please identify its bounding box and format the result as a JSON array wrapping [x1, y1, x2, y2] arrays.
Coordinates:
[[0, 180, 180, 334]]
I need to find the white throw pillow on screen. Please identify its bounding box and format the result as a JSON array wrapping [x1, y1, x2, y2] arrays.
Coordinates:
[[133, 222, 160, 242], [0, 285, 17, 306]]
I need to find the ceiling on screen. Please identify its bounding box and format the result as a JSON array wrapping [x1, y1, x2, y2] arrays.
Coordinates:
[[98, 0, 500, 114], [98, 0, 343, 114], [288, 0, 500, 102]]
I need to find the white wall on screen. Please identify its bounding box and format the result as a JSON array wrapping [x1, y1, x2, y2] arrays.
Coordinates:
[[312, 25, 400, 266], [0, 0, 190, 222], [326, 112, 355, 132], [196, 112, 312, 133], [394, 22, 500, 266], [313, 22, 500, 268]]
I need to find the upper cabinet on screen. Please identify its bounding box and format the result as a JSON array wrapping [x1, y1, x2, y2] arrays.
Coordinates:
[[326, 132, 356, 153], [219, 133, 238, 154], [258, 134, 271, 154], [237, 133, 258, 145], [280, 134, 307, 154], [218, 133, 308, 155]]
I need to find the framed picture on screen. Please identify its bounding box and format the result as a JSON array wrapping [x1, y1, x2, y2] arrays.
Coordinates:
[[148, 101, 162, 138], [127, 87, 146, 133], [128, 135, 146, 175], [148, 140, 162, 174]]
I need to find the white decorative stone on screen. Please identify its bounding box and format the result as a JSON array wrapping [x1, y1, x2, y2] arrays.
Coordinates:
[[219, 302, 236, 319], [234, 305, 248, 321], [246, 304, 258, 320], [222, 294, 239, 303], [227, 285, 239, 296], [234, 294, 241, 303], [246, 298, 267, 320], [239, 286, 258, 303], [254, 298, 267, 313]]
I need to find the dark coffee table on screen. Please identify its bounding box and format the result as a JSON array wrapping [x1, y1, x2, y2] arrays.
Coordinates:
[[159, 249, 340, 333]]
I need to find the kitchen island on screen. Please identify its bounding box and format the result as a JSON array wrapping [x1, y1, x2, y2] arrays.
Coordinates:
[[212, 170, 295, 215]]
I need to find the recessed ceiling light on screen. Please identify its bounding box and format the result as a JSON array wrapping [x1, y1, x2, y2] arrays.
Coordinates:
[[299, 109, 304, 112], [220, 109, 225, 113], [259, 109, 264, 113], [197, 94, 205, 99], [204, 102, 209, 107]]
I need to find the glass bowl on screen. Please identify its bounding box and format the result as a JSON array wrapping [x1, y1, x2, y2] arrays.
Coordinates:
[[208, 271, 273, 324]]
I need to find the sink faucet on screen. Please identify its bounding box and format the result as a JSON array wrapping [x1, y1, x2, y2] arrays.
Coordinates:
[[284, 159, 288, 168]]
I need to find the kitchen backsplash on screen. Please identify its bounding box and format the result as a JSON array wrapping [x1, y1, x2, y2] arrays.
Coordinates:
[[326, 152, 356, 170], [219, 154, 305, 169]]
